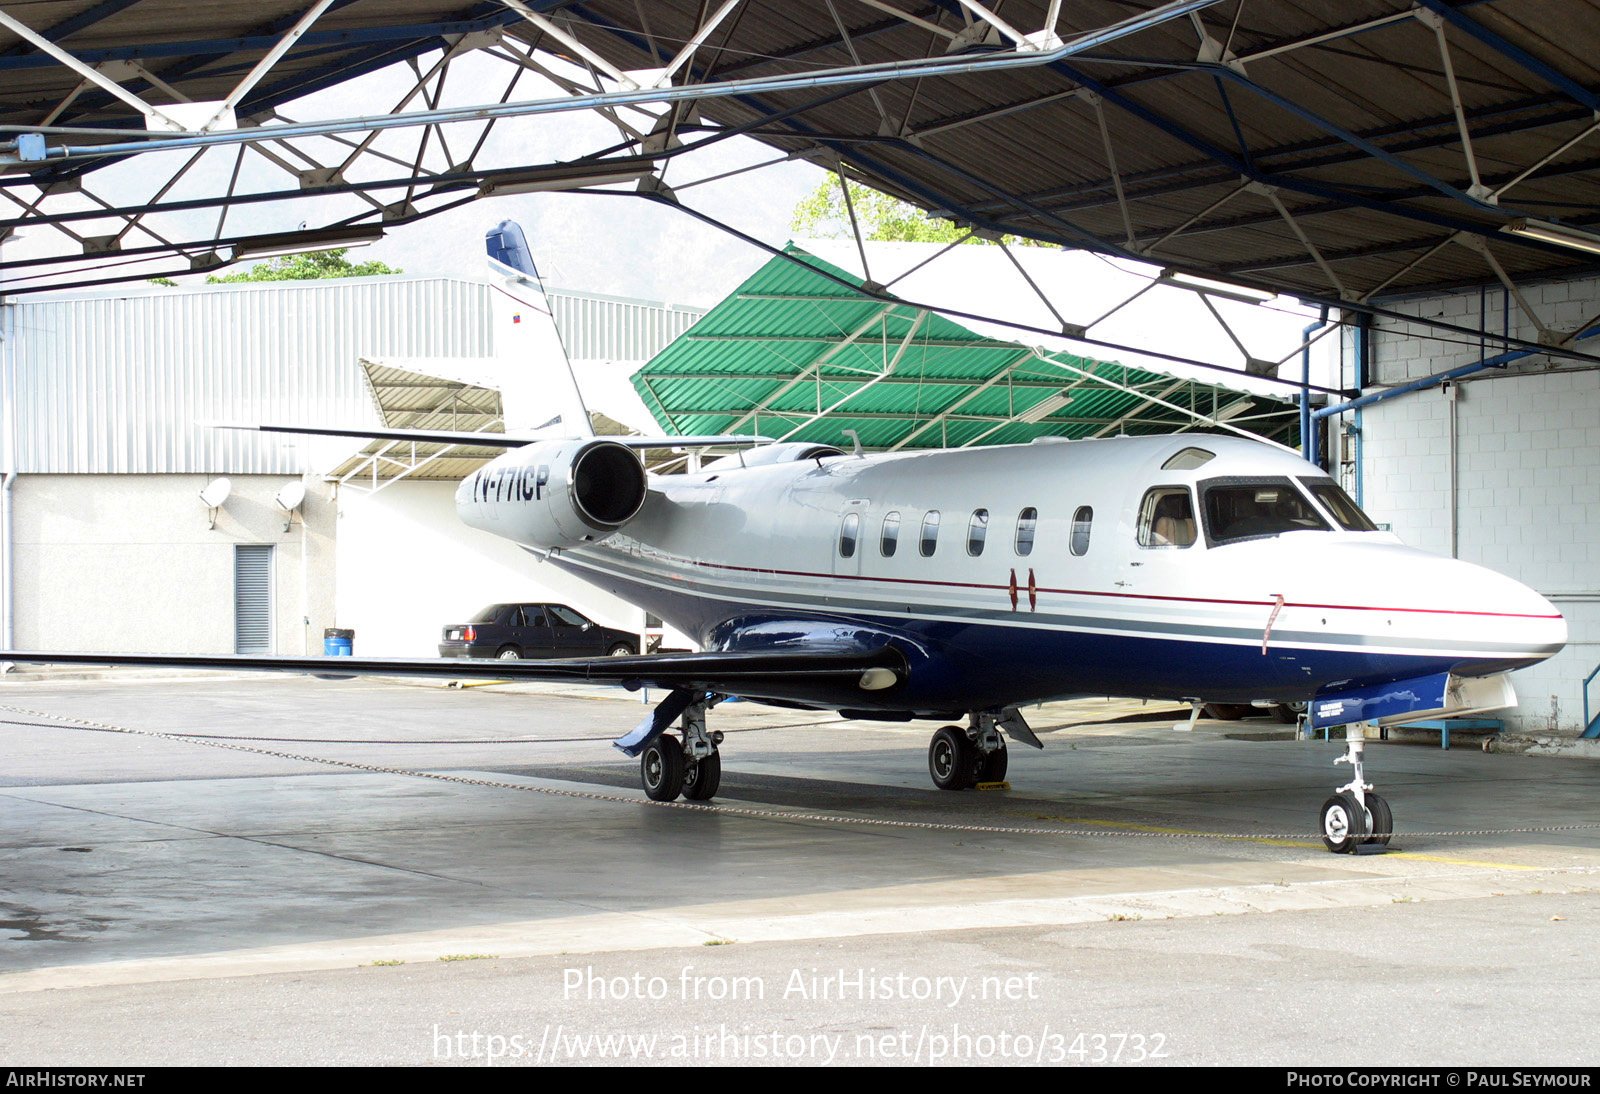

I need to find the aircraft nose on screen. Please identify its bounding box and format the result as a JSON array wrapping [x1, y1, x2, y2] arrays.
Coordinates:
[[1440, 556, 1566, 662]]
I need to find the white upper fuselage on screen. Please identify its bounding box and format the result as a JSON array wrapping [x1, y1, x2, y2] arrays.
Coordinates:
[[457, 434, 1566, 712]]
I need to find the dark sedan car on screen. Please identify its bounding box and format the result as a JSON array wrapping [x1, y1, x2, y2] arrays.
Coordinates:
[[438, 603, 638, 660]]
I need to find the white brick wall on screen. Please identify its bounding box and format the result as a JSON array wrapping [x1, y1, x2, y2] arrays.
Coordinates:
[[1354, 275, 1600, 732]]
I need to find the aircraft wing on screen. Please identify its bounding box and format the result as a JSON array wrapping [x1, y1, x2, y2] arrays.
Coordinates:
[[212, 422, 766, 450], [0, 646, 907, 707]]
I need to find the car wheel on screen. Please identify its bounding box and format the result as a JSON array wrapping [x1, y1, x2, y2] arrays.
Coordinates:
[[496, 646, 521, 660], [607, 643, 634, 657], [1273, 701, 1308, 724]]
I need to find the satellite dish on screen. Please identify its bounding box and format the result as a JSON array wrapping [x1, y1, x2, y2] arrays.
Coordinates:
[[198, 477, 232, 508], [274, 481, 306, 512], [274, 480, 306, 532]]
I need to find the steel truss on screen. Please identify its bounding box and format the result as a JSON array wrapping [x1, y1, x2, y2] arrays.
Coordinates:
[[2, 0, 1599, 390]]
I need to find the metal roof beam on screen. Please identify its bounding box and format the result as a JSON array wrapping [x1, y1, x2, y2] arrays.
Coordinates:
[[0, 0, 151, 59], [1412, 0, 1600, 115], [892, 348, 1046, 450], [682, 334, 988, 347], [0, 14, 516, 72], [774, 308, 929, 440], [0, 7, 189, 131], [636, 373, 1079, 389], [5, 0, 1224, 165], [720, 302, 901, 435], [962, 95, 1598, 221]]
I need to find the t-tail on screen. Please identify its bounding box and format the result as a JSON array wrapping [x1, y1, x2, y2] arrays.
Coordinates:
[[485, 219, 593, 440]]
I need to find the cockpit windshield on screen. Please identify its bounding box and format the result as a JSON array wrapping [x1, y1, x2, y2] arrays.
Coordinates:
[[1300, 477, 1378, 532], [1202, 478, 1329, 545]]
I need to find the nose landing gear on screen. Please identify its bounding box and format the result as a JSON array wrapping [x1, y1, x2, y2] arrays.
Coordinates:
[[1320, 722, 1393, 853]]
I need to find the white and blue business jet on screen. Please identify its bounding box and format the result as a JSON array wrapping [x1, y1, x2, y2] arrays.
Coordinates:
[[5, 222, 1566, 854]]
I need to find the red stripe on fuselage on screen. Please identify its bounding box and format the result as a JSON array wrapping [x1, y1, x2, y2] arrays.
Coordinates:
[[645, 556, 1562, 621]]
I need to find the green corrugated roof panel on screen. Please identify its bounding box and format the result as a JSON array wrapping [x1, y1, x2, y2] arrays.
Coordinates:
[[632, 245, 1299, 451]]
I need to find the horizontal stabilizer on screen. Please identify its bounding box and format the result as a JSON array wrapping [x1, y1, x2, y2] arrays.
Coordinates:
[[210, 422, 766, 450], [0, 646, 907, 707]]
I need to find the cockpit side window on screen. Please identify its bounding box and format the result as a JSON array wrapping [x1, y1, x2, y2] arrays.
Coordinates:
[[1137, 487, 1196, 548], [1201, 478, 1329, 545], [1300, 477, 1377, 532]]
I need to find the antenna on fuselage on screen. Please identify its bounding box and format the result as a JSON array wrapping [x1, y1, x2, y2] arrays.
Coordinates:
[[841, 429, 864, 457]]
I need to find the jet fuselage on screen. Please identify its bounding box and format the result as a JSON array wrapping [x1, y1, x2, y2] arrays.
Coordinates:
[[458, 433, 1566, 714]]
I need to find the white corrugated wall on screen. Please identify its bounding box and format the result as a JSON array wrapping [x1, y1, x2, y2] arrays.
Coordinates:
[[0, 277, 701, 475]]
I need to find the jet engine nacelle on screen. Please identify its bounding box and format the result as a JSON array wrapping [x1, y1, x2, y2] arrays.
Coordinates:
[[456, 438, 647, 549]]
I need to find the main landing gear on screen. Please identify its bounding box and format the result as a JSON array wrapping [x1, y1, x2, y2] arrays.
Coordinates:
[[1320, 721, 1394, 854], [927, 709, 1040, 791], [619, 690, 724, 803]]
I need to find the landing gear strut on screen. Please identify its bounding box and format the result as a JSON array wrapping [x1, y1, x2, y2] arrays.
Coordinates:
[[619, 690, 724, 802], [1320, 721, 1393, 853], [927, 710, 1030, 791]]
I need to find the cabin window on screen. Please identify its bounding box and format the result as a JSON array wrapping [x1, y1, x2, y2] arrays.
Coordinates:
[[1070, 506, 1093, 556], [1015, 508, 1037, 556], [1137, 487, 1196, 548], [1300, 477, 1377, 532], [920, 511, 940, 557], [839, 513, 859, 558], [880, 512, 900, 557], [967, 509, 988, 556], [1202, 479, 1328, 545]]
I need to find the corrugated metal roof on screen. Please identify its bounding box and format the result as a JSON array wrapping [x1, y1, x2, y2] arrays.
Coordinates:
[[5, 2, 1599, 302], [632, 245, 1299, 450]]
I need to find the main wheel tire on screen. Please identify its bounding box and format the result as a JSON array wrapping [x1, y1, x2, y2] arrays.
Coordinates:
[[607, 643, 634, 657], [682, 751, 722, 801], [1363, 792, 1393, 848], [977, 746, 1008, 784], [1320, 791, 1370, 854], [496, 645, 521, 660], [1272, 701, 1308, 725], [641, 736, 686, 802], [1203, 703, 1252, 720], [929, 725, 976, 791]]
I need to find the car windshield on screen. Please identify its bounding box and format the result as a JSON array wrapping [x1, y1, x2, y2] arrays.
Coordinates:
[[1202, 478, 1329, 545], [470, 604, 507, 624]]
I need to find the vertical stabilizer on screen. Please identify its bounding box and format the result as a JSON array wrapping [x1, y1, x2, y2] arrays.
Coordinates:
[[485, 220, 593, 438]]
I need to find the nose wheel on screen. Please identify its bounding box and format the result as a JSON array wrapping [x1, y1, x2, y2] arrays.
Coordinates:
[[1320, 722, 1394, 853]]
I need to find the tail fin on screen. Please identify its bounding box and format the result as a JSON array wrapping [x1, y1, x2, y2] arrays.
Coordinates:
[[485, 220, 593, 439]]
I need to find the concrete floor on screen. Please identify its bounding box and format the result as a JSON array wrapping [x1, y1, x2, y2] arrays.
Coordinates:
[[2, 675, 1599, 1065]]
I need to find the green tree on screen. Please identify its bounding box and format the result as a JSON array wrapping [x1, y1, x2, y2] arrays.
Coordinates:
[[790, 176, 1045, 246], [204, 247, 401, 283]]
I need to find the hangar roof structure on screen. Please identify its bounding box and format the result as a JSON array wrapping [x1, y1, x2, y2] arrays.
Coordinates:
[[4, 1, 1600, 375], [632, 243, 1297, 449]]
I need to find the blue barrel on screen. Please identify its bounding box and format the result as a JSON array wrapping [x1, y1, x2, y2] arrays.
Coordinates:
[[324, 628, 354, 656]]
